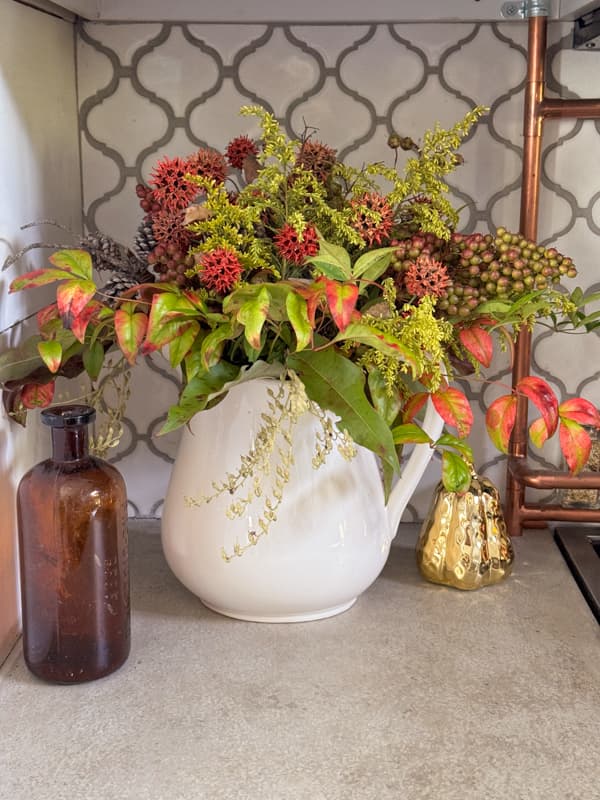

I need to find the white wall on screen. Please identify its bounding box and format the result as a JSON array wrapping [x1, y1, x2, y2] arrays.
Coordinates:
[[0, 0, 82, 663]]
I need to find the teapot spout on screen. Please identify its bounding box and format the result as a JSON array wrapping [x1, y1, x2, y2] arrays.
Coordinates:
[[386, 397, 444, 539]]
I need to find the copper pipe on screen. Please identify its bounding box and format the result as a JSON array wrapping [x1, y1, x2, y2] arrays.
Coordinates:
[[504, 15, 600, 536], [509, 458, 600, 490], [541, 98, 600, 118], [520, 505, 600, 526]]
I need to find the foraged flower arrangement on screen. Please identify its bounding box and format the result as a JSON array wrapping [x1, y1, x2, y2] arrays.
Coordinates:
[[2, 105, 600, 500]]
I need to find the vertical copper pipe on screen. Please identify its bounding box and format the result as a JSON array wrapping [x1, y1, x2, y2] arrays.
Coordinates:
[[505, 15, 547, 536]]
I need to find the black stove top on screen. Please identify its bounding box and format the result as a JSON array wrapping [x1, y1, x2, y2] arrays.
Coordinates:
[[554, 527, 600, 624]]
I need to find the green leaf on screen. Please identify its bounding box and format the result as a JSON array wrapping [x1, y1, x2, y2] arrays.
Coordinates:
[[285, 291, 312, 351], [288, 348, 400, 479], [441, 451, 471, 493], [305, 240, 352, 281], [391, 423, 432, 445], [200, 322, 238, 369], [37, 340, 62, 374], [169, 321, 200, 368], [367, 367, 401, 426], [352, 247, 396, 281], [160, 361, 240, 434], [237, 286, 270, 349], [434, 433, 473, 463], [83, 340, 105, 380], [333, 321, 419, 374], [49, 249, 93, 280]]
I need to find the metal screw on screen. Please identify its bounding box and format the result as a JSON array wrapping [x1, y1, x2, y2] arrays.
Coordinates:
[[501, 2, 523, 18]]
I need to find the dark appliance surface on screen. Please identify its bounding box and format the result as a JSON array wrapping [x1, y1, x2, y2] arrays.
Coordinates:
[[554, 526, 600, 624]]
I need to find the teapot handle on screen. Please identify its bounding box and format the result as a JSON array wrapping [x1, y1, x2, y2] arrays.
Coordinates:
[[386, 397, 445, 539]]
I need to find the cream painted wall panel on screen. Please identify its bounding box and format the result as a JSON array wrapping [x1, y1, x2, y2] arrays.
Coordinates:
[[0, 0, 81, 663]]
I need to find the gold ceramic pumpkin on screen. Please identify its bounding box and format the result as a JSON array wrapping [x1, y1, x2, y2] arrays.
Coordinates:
[[416, 472, 514, 590]]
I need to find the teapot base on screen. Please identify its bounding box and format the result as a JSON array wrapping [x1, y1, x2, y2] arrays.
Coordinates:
[[200, 597, 357, 623]]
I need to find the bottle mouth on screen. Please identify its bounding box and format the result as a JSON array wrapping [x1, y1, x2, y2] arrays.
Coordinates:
[[41, 405, 96, 427]]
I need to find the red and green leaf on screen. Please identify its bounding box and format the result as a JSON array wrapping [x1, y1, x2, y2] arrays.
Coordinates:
[[516, 376, 558, 438], [485, 394, 517, 453], [20, 382, 55, 409], [56, 280, 96, 323], [458, 324, 493, 368], [334, 321, 419, 373], [115, 302, 149, 365], [558, 397, 600, 428], [559, 418, 592, 474], [432, 386, 473, 439], [82, 340, 105, 380], [324, 279, 358, 332], [402, 392, 428, 423], [529, 415, 549, 449], [37, 340, 62, 374], [71, 299, 105, 343], [10, 268, 73, 292]]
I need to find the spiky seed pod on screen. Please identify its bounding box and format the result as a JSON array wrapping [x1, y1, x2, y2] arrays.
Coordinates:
[[186, 148, 228, 185], [295, 140, 337, 183], [351, 193, 394, 246], [226, 136, 258, 170]]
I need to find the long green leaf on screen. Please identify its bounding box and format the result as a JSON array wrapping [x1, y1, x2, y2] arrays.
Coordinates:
[[333, 321, 419, 374], [288, 348, 399, 480]]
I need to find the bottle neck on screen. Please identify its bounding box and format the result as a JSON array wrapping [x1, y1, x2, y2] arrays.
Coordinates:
[[50, 426, 90, 462]]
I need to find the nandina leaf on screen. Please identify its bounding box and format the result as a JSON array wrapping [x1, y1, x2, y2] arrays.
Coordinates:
[[10, 268, 73, 292], [352, 247, 396, 282], [391, 423, 432, 445], [21, 382, 55, 409], [367, 368, 402, 426], [200, 322, 237, 369], [115, 302, 149, 365], [82, 340, 105, 380], [432, 386, 473, 439], [71, 299, 104, 343], [49, 249, 93, 280], [305, 240, 352, 281], [334, 321, 419, 374], [142, 292, 195, 353], [285, 291, 312, 351], [324, 279, 359, 332], [288, 348, 400, 485], [36, 303, 60, 329], [458, 324, 493, 368], [529, 416, 549, 449], [237, 287, 270, 350], [441, 451, 472, 493], [559, 397, 600, 428], [56, 280, 96, 324], [435, 433, 474, 463], [168, 321, 200, 368], [559, 418, 592, 474], [485, 394, 517, 453], [516, 376, 558, 438], [37, 340, 62, 374], [291, 280, 325, 328], [402, 392, 428, 423]]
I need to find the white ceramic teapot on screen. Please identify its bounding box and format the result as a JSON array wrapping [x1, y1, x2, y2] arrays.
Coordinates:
[[162, 378, 444, 622]]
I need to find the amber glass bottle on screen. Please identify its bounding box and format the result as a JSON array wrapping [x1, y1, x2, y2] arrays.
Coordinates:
[[17, 405, 130, 683]]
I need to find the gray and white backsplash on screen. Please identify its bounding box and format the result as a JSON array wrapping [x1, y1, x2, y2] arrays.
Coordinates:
[[76, 20, 600, 518]]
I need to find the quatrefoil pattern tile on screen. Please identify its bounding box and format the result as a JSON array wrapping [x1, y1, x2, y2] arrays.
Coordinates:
[[77, 20, 600, 518]]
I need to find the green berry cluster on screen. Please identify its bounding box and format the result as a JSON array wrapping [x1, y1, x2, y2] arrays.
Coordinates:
[[388, 227, 576, 318]]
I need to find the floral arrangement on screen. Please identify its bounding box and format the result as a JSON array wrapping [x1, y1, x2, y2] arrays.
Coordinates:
[[2, 105, 600, 501]]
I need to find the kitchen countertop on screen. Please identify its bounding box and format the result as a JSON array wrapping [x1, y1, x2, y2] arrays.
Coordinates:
[[1, 521, 599, 800]]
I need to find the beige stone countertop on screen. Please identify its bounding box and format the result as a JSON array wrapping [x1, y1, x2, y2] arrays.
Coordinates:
[[1, 521, 599, 800]]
